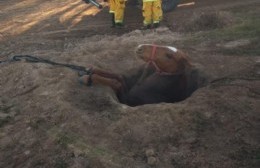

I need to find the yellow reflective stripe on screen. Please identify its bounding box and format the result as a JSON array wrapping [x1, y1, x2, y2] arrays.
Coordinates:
[[144, 21, 152, 25]]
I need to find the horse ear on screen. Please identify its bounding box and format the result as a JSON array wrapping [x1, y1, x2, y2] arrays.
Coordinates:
[[177, 51, 192, 67], [183, 56, 192, 67], [174, 50, 192, 74]]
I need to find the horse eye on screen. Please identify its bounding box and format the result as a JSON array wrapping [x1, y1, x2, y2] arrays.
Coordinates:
[[165, 53, 173, 59], [136, 48, 144, 52], [137, 48, 143, 52]]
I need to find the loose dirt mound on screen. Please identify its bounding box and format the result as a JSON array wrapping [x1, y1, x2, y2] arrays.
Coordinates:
[[181, 11, 233, 32], [1, 28, 259, 168]]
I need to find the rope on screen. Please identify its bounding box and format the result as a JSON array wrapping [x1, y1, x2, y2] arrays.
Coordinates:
[[0, 55, 92, 74]]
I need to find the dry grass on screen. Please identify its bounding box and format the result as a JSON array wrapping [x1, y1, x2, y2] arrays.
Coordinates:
[[181, 11, 234, 32]]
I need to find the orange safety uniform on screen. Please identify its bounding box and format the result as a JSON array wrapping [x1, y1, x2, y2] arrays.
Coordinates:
[[109, 0, 126, 24], [142, 0, 162, 26]]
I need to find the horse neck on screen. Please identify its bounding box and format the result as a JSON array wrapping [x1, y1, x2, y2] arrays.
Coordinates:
[[136, 64, 156, 85]]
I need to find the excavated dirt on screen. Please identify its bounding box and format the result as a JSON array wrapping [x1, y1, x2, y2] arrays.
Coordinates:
[[0, 0, 259, 168]]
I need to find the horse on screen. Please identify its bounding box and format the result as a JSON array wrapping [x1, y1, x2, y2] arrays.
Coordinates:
[[79, 44, 201, 106]]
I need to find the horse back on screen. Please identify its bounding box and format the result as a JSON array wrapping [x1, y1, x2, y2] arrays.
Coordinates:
[[124, 74, 186, 106]]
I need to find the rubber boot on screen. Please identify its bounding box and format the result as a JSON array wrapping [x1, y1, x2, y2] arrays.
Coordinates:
[[153, 22, 160, 28], [141, 24, 151, 30], [115, 22, 124, 29], [111, 13, 116, 28]]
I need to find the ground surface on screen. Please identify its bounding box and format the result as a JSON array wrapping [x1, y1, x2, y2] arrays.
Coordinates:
[[0, 0, 260, 168]]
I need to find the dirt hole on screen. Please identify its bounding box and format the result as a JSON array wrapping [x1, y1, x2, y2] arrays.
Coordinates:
[[116, 70, 203, 107]]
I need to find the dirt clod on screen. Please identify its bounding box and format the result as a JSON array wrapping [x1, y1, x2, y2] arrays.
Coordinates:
[[147, 156, 157, 166], [145, 149, 155, 157]]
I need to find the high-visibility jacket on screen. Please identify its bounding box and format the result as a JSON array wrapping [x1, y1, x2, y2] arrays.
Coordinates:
[[142, 0, 162, 25]]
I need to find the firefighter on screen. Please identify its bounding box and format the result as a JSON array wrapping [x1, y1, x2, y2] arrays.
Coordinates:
[[142, 0, 163, 29], [105, 0, 127, 28]]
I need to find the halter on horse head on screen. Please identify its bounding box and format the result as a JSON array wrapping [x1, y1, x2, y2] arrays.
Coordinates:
[[136, 44, 192, 75]]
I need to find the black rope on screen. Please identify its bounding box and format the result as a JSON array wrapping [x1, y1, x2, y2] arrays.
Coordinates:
[[0, 60, 7, 64], [1, 55, 92, 74]]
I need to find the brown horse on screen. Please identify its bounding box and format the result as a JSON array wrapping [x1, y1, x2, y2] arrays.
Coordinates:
[[79, 44, 200, 106]]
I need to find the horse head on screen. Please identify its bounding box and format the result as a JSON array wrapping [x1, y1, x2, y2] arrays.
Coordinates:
[[136, 44, 192, 74]]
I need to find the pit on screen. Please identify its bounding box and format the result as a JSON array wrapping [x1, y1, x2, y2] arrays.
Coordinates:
[[116, 69, 205, 107]]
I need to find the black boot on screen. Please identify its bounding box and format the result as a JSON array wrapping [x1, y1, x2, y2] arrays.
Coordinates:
[[141, 24, 151, 30], [115, 22, 124, 29], [111, 13, 115, 28], [153, 22, 160, 28]]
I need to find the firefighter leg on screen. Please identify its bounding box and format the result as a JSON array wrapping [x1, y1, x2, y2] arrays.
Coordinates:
[[114, 0, 126, 27], [109, 0, 116, 27], [152, 0, 162, 28], [111, 13, 115, 27], [142, 1, 153, 28]]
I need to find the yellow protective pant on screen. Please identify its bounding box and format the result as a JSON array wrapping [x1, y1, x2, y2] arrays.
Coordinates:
[[109, 0, 116, 13], [109, 0, 126, 23], [142, 0, 162, 25]]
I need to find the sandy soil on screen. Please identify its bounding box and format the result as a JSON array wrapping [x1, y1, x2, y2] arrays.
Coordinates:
[[0, 0, 259, 168]]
